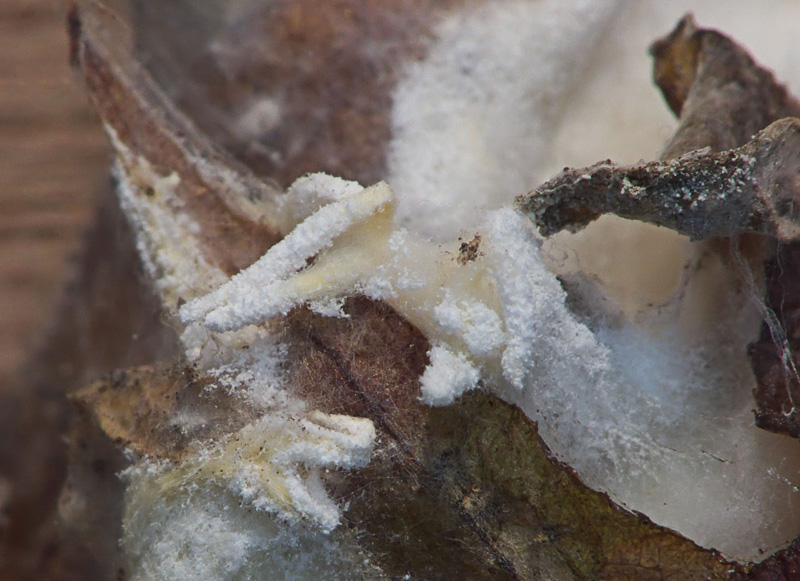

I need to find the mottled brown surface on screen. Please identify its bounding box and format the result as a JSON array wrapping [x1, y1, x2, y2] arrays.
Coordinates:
[[287, 297, 432, 460], [71, 364, 257, 462], [746, 536, 800, 581], [131, 0, 470, 188]]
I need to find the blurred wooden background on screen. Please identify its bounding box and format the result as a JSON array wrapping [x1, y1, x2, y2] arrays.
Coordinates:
[[0, 0, 109, 384]]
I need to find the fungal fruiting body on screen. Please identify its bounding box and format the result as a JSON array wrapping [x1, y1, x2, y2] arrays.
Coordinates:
[[85, 0, 800, 573]]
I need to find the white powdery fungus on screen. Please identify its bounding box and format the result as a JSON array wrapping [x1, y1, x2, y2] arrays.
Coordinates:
[[180, 157, 800, 562], [123, 461, 378, 581], [108, 127, 228, 308], [419, 344, 481, 406], [180, 174, 506, 409], [388, 0, 625, 241], [483, 208, 609, 392], [119, 0, 800, 567], [380, 0, 800, 561], [180, 178, 394, 332], [482, 211, 800, 562], [433, 292, 504, 359], [125, 411, 376, 534]]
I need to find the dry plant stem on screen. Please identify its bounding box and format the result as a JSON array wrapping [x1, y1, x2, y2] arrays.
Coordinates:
[[519, 117, 800, 240], [518, 14, 800, 239]]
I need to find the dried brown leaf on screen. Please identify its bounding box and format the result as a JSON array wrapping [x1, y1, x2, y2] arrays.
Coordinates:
[[651, 14, 800, 159], [128, 0, 471, 187], [77, 0, 284, 279], [281, 299, 742, 579], [71, 365, 255, 461]]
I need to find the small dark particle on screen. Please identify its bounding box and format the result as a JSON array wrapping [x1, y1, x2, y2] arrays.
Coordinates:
[[457, 235, 482, 265]]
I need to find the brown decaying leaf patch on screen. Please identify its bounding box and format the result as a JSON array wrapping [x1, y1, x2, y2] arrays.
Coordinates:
[[131, 0, 470, 188], [651, 15, 800, 159], [286, 297, 431, 460], [282, 298, 740, 579], [81, 40, 282, 278], [71, 365, 256, 461], [746, 535, 800, 581]]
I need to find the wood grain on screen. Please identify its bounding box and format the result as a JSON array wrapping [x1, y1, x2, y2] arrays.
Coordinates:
[[0, 1, 109, 382]]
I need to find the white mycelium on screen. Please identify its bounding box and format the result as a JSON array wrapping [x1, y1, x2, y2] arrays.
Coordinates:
[[119, 0, 800, 570], [179, 2, 800, 562], [181, 164, 800, 562]]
